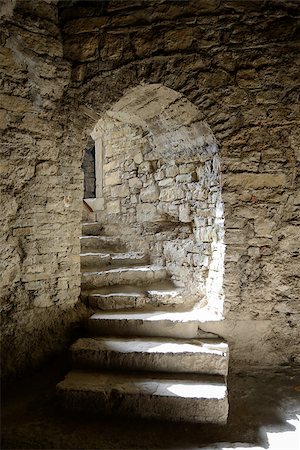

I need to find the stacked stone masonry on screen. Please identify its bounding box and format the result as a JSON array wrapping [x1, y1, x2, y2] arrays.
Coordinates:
[[0, 0, 299, 377], [92, 85, 225, 315]]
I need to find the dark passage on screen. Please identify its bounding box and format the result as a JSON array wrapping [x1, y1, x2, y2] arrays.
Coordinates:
[[82, 144, 96, 198]]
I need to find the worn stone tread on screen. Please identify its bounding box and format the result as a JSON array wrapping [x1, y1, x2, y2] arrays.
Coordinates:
[[70, 336, 229, 375], [80, 251, 150, 269], [88, 309, 201, 338], [82, 282, 185, 310], [82, 264, 165, 275], [81, 265, 168, 289], [57, 370, 228, 423], [83, 282, 182, 296], [80, 235, 126, 252]]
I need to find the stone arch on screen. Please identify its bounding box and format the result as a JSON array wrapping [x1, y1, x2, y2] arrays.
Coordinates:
[[87, 83, 225, 317]]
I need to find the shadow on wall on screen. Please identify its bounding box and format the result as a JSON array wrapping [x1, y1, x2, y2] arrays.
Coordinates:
[[88, 83, 225, 317]]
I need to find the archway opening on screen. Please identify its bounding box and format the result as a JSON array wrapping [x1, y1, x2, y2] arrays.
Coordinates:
[[87, 84, 225, 318]]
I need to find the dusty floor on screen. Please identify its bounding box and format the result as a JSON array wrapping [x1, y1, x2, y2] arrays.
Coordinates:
[[1, 356, 300, 450]]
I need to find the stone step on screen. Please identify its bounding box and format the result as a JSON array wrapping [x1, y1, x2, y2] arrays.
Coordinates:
[[80, 251, 150, 269], [88, 309, 199, 338], [82, 282, 184, 310], [81, 265, 168, 289], [70, 337, 229, 376], [57, 370, 228, 424], [82, 222, 104, 236], [80, 236, 126, 252]]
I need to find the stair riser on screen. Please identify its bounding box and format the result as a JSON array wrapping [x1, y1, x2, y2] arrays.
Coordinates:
[[81, 255, 110, 268], [82, 268, 168, 289], [71, 349, 228, 376], [81, 254, 150, 269], [82, 224, 103, 236], [80, 238, 125, 253], [57, 388, 228, 424], [88, 318, 198, 338], [87, 294, 184, 310]]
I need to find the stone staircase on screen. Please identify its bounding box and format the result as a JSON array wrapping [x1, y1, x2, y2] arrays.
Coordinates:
[[57, 221, 229, 423]]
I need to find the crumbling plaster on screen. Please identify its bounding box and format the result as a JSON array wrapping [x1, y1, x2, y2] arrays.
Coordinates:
[[0, 0, 299, 377]]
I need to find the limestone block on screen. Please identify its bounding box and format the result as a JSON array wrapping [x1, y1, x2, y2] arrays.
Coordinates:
[[101, 34, 124, 61], [154, 169, 165, 180], [225, 229, 248, 245], [138, 161, 152, 174], [36, 140, 59, 161], [130, 195, 138, 204], [38, 78, 66, 100], [165, 166, 179, 177], [179, 204, 192, 223], [176, 174, 193, 183], [223, 88, 248, 107], [160, 187, 185, 202], [63, 17, 108, 35], [129, 177, 142, 189], [164, 28, 194, 51], [0, 94, 32, 113], [200, 70, 231, 89], [0, 47, 22, 71], [64, 35, 99, 61], [105, 171, 121, 186], [180, 164, 195, 174], [254, 218, 275, 237], [104, 160, 119, 172], [0, 109, 9, 129], [236, 69, 261, 89], [158, 178, 173, 187], [124, 160, 136, 171], [106, 200, 120, 214], [110, 184, 130, 198], [223, 173, 287, 189], [248, 237, 272, 247], [140, 183, 160, 202], [20, 114, 62, 137], [33, 294, 53, 308], [11, 29, 63, 57], [136, 203, 159, 222], [36, 162, 57, 176], [133, 152, 143, 164]]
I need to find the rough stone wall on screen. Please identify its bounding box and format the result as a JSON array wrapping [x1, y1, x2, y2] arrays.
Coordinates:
[[1, 0, 299, 375], [59, 0, 300, 370], [94, 93, 224, 313], [0, 0, 86, 377]]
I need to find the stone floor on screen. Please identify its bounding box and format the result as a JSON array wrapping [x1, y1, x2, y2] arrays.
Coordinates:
[[2, 355, 300, 450]]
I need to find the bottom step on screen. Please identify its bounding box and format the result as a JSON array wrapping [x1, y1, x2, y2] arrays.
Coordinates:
[[57, 370, 228, 424]]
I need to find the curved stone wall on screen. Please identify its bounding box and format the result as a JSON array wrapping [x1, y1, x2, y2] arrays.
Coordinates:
[[92, 84, 224, 314]]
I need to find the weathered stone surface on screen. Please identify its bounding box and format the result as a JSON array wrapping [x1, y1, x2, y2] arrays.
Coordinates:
[[63, 35, 99, 61], [140, 183, 160, 202], [223, 173, 288, 189], [0, 94, 32, 112], [57, 370, 228, 423], [136, 203, 159, 222], [1, 0, 299, 380], [63, 17, 108, 35], [106, 199, 121, 214], [71, 336, 229, 375], [105, 171, 121, 186], [88, 310, 199, 339]]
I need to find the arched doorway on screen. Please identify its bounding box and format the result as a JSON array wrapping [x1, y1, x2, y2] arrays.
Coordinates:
[[84, 83, 225, 318]]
